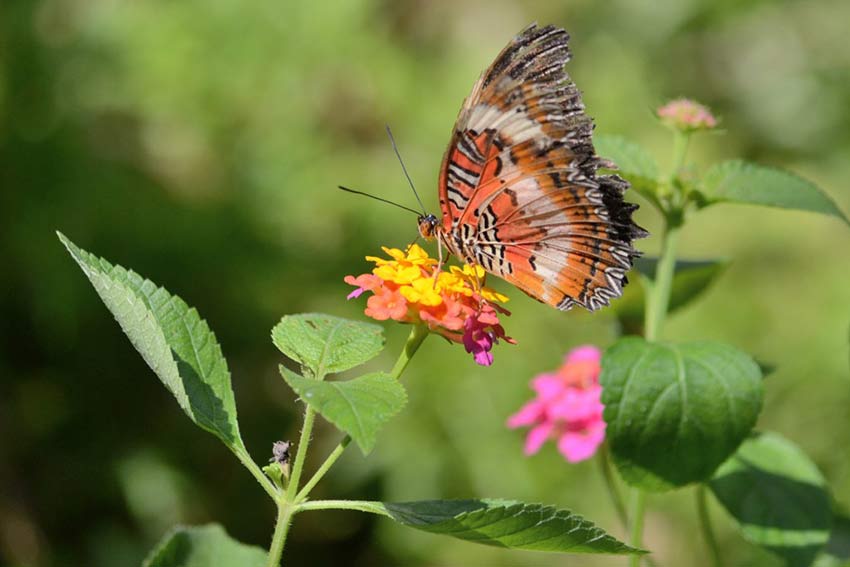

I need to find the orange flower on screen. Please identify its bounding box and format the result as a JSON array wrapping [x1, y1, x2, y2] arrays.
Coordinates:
[[345, 244, 515, 366]]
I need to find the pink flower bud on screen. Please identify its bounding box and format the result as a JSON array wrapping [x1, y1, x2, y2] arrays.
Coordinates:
[[657, 98, 717, 132]]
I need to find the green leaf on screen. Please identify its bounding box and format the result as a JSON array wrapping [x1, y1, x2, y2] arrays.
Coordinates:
[[601, 337, 763, 491], [143, 524, 266, 567], [710, 432, 833, 567], [58, 232, 244, 451], [594, 134, 661, 206], [382, 499, 643, 554], [697, 160, 850, 225], [280, 366, 406, 454], [615, 258, 728, 334], [272, 313, 384, 377]]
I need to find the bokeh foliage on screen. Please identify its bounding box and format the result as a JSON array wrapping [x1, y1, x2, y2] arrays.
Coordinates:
[[1, 0, 848, 565]]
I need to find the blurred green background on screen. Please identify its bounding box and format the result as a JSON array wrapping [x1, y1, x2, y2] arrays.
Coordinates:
[[2, 0, 849, 565]]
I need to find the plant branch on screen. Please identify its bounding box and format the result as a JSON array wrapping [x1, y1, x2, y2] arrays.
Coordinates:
[[696, 485, 723, 567], [294, 436, 350, 502], [293, 324, 429, 503], [285, 406, 316, 503], [233, 446, 279, 501]]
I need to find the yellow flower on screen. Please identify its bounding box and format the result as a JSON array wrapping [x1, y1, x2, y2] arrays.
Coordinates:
[[366, 244, 439, 285], [373, 264, 421, 285], [366, 244, 437, 268], [447, 265, 509, 303], [399, 278, 443, 307]]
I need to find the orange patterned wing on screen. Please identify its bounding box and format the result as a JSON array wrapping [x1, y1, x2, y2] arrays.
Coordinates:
[[435, 24, 647, 311]]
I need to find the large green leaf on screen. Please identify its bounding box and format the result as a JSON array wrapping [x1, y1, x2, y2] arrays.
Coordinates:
[[697, 160, 849, 225], [710, 432, 832, 567], [615, 258, 728, 334], [59, 232, 245, 451], [280, 366, 406, 454], [272, 313, 384, 377], [383, 499, 643, 555], [594, 134, 661, 206], [143, 524, 266, 567], [601, 337, 763, 491]]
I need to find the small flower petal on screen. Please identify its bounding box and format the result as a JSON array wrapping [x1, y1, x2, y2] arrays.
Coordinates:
[[566, 345, 602, 364], [524, 422, 555, 455], [556, 421, 606, 463], [507, 399, 546, 428]]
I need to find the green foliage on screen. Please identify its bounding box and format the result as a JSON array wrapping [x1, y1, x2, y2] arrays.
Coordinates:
[[279, 366, 406, 454], [615, 258, 729, 334], [58, 233, 245, 452], [271, 314, 384, 377], [143, 524, 267, 567], [382, 499, 643, 555], [594, 134, 661, 206], [697, 160, 850, 225], [710, 432, 833, 567], [601, 337, 763, 491]]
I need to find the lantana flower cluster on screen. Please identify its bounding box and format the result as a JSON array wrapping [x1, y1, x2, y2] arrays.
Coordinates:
[[345, 244, 515, 366], [657, 98, 718, 132], [507, 345, 606, 463]]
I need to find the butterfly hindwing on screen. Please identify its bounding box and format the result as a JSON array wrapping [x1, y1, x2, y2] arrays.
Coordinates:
[[436, 24, 646, 311]]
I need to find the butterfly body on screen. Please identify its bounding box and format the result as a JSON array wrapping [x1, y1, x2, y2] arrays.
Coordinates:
[[423, 24, 647, 312]]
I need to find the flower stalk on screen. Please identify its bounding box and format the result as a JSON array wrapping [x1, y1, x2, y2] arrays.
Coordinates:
[[627, 102, 714, 565], [696, 485, 723, 567], [628, 489, 647, 567]]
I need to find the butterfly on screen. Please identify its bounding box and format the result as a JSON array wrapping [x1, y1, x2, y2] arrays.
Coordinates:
[[417, 23, 647, 312]]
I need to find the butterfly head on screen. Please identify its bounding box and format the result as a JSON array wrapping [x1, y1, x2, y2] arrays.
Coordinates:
[[417, 214, 439, 240]]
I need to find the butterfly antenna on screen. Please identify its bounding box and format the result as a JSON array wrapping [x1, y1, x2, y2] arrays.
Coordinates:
[[386, 124, 427, 215], [337, 185, 422, 216]]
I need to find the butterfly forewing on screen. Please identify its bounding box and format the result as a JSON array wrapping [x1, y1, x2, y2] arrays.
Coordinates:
[[436, 24, 646, 312]]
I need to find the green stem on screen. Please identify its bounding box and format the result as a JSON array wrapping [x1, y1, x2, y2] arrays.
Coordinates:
[[598, 442, 628, 530], [234, 447, 279, 501], [294, 436, 351, 502], [661, 131, 690, 200], [389, 323, 430, 379], [296, 499, 392, 517], [644, 221, 681, 341], [284, 406, 316, 503], [266, 503, 294, 567], [696, 485, 723, 567], [628, 489, 647, 566], [293, 324, 429, 503]]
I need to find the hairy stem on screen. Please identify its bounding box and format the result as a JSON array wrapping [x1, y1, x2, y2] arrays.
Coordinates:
[[266, 503, 294, 567], [294, 436, 351, 502], [233, 446, 279, 501], [285, 406, 317, 503], [696, 485, 723, 567]]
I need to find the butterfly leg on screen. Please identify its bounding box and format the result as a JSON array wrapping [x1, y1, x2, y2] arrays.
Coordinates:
[[431, 237, 446, 287]]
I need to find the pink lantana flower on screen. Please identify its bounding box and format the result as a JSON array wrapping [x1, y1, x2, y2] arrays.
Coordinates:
[[507, 345, 606, 463], [656, 98, 718, 132], [345, 245, 515, 366]]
